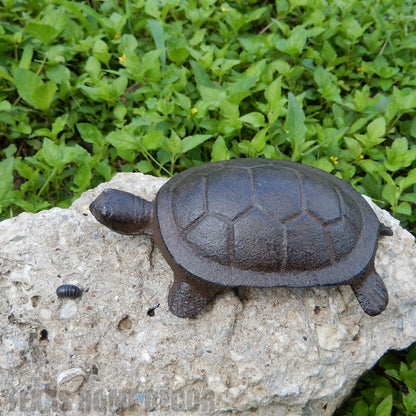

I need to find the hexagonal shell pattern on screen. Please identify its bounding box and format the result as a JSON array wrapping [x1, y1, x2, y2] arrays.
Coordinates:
[[155, 159, 381, 288]]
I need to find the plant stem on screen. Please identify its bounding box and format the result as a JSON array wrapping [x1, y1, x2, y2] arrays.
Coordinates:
[[37, 166, 58, 198]]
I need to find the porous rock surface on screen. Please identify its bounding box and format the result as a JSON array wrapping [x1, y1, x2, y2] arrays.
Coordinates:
[[0, 172, 415, 416]]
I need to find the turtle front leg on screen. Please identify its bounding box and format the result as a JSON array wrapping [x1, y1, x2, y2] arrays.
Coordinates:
[[168, 272, 223, 318], [350, 268, 389, 316]]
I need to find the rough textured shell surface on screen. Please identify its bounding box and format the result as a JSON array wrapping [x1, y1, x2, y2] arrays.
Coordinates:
[[155, 159, 380, 287]]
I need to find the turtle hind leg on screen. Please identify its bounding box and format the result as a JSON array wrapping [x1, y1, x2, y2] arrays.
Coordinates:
[[350, 269, 389, 316], [168, 273, 222, 318]]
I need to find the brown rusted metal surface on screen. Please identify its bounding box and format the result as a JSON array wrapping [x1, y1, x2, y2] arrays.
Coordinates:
[[90, 159, 392, 318]]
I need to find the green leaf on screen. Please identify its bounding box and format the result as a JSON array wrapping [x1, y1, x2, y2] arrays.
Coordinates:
[[359, 159, 381, 177], [4, 144, 16, 158], [321, 40, 337, 63], [220, 100, 239, 119], [394, 202, 412, 216], [314, 158, 334, 173], [375, 394, 392, 416], [190, 60, 213, 88], [251, 128, 268, 153], [14, 68, 56, 111], [85, 56, 101, 81], [113, 76, 128, 96], [344, 137, 363, 159], [32, 81, 57, 111], [247, 6, 267, 22], [385, 138, 416, 172], [148, 19, 166, 70], [401, 193, 416, 204], [352, 399, 368, 416], [94, 160, 113, 180], [168, 45, 189, 64], [181, 134, 212, 153], [403, 387, 416, 413], [0, 158, 15, 207], [73, 163, 91, 191], [46, 65, 70, 85], [382, 183, 399, 207], [265, 77, 282, 107], [342, 17, 370, 42], [0, 65, 12, 81], [367, 117, 386, 140], [286, 93, 307, 160], [52, 1, 95, 33], [77, 123, 105, 150], [24, 22, 59, 45], [275, 27, 306, 56], [19, 44, 33, 69], [313, 67, 341, 104], [199, 86, 227, 108], [106, 131, 138, 151], [61, 144, 89, 164], [121, 34, 138, 53], [142, 130, 163, 150], [393, 88, 416, 111], [137, 160, 153, 173], [211, 137, 230, 161], [350, 115, 374, 135], [398, 169, 416, 191], [14, 68, 43, 103], [245, 61, 265, 78], [165, 131, 182, 155], [157, 97, 175, 116], [33, 115, 67, 140], [175, 92, 191, 111], [93, 39, 111, 66], [144, 0, 160, 19], [42, 138, 62, 167], [227, 76, 258, 103], [113, 104, 127, 121], [189, 29, 206, 46], [15, 159, 34, 180], [239, 112, 265, 128], [141, 49, 163, 77], [0, 100, 12, 111], [362, 56, 399, 79]]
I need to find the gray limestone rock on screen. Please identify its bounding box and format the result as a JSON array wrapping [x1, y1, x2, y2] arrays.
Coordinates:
[[0, 172, 415, 416]]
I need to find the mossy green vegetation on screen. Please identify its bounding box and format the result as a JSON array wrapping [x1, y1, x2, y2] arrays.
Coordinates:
[[1, 0, 416, 413], [335, 343, 416, 416], [1, 0, 416, 229]]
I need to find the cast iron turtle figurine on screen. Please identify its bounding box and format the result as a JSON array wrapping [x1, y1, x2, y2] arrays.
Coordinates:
[[89, 158, 392, 318]]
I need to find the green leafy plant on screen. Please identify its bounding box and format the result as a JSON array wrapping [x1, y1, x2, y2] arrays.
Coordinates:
[[336, 344, 416, 415], [2, 0, 416, 226]]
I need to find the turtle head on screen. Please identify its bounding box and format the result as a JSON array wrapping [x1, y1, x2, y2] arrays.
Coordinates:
[[89, 188, 153, 236]]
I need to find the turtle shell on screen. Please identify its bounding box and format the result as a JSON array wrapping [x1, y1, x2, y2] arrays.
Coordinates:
[[153, 159, 381, 288]]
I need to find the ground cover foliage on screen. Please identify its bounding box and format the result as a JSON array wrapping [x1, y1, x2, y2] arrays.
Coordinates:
[[1, 0, 416, 414]]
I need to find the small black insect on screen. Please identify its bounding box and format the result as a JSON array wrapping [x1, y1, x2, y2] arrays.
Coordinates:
[[40, 329, 48, 341], [147, 303, 160, 317], [56, 284, 82, 299]]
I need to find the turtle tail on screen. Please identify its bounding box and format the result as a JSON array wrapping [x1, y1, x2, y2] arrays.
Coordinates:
[[379, 222, 393, 236]]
